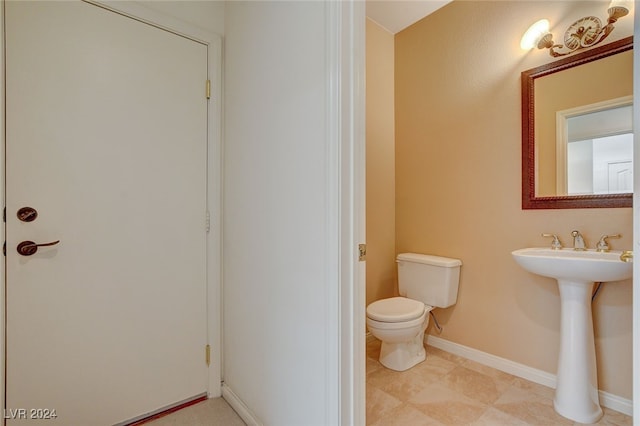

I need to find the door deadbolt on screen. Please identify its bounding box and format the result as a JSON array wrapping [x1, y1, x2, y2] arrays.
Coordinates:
[[17, 207, 38, 222], [17, 240, 60, 256]]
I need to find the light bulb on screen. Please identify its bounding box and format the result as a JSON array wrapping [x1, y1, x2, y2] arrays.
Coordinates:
[[521, 19, 550, 50]]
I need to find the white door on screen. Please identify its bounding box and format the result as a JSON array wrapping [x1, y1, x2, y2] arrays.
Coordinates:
[[607, 161, 633, 193], [5, 2, 209, 424]]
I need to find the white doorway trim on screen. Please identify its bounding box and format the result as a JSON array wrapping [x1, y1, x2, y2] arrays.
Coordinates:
[[327, 1, 366, 424], [1, 1, 6, 414], [0, 0, 223, 412], [632, 0, 639, 421]]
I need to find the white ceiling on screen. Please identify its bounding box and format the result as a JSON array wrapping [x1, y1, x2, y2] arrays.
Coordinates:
[[366, 0, 452, 34]]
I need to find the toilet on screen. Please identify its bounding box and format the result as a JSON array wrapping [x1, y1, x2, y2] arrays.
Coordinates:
[[366, 253, 462, 371]]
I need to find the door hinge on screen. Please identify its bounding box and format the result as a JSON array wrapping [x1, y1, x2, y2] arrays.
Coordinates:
[[206, 80, 211, 100], [205, 344, 211, 366], [358, 244, 367, 261], [3, 241, 5, 257], [206, 210, 211, 233]]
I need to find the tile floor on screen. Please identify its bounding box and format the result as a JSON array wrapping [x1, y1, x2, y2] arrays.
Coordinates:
[[144, 340, 632, 426], [366, 338, 632, 426]]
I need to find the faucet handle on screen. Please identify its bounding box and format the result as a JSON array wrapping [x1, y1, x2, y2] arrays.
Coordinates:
[[542, 233, 563, 250], [596, 234, 621, 252]]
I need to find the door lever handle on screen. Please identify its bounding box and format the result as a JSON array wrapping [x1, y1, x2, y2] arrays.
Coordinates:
[[17, 240, 60, 256]]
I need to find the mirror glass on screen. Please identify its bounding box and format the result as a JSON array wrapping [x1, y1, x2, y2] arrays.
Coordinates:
[[563, 101, 633, 195], [522, 36, 633, 209]]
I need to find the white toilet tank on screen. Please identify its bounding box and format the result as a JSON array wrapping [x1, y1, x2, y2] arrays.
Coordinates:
[[397, 253, 462, 308]]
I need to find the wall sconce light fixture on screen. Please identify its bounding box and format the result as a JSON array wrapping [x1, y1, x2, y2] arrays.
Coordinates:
[[521, 1, 630, 57]]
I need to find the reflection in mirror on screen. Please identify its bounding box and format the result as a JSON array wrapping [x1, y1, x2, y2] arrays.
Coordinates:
[[522, 36, 633, 209], [561, 98, 633, 195]]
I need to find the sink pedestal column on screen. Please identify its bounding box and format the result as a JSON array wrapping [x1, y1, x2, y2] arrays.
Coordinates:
[[554, 279, 602, 423]]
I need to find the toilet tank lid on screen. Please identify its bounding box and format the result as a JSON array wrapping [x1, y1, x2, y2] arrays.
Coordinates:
[[396, 253, 462, 267]]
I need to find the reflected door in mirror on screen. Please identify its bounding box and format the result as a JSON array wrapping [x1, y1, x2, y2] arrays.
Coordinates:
[[562, 99, 633, 195]]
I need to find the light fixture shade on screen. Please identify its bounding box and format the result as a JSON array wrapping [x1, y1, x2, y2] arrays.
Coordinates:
[[607, 0, 630, 23], [521, 19, 550, 50], [608, 0, 631, 10]]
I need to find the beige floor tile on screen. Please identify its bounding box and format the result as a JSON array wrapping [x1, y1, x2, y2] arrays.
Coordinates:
[[366, 385, 403, 422], [365, 339, 632, 426], [367, 338, 382, 359], [470, 406, 530, 426], [408, 383, 489, 425], [369, 350, 459, 399], [510, 376, 556, 400], [368, 402, 444, 426], [420, 349, 461, 374], [492, 385, 573, 426], [424, 345, 467, 365], [367, 364, 435, 401], [440, 365, 512, 405], [366, 356, 384, 376]]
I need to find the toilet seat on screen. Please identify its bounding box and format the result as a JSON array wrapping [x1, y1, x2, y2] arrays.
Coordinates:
[[366, 297, 426, 322], [366, 310, 428, 330]]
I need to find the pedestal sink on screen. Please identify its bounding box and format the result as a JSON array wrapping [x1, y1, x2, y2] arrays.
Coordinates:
[[511, 248, 632, 423]]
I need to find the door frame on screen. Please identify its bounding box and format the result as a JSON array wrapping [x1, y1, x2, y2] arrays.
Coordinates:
[[633, 0, 639, 419], [328, 1, 367, 424], [0, 0, 224, 412]]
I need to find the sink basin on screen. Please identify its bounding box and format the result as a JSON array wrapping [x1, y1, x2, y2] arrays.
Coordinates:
[[512, 247, 632, 423], [512, 247, 632, 283]]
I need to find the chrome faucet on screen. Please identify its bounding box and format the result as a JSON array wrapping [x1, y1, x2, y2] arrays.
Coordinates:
[[571, 230, 586, 251]]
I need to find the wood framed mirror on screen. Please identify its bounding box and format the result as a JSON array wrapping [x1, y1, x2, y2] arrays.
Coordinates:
[[521, 36, 633, 209]]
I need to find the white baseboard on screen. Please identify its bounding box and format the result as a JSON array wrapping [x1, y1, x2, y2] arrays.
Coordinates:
[[426, 335, 633, 416], [598, 390, 634, 418], [426, 335, 557, 388], [221, 383, 263, 426]]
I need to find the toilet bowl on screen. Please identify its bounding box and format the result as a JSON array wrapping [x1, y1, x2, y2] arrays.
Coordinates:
[[366, 253, 462, 372], [366, 297, 435, 371]]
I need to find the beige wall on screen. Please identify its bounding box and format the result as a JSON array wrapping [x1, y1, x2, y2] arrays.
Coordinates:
[[366, 19, 397, 306], [394, 1, 633, 399]]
